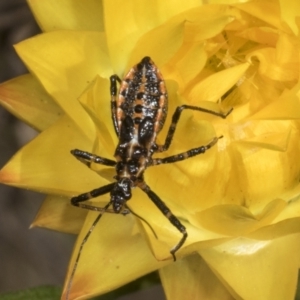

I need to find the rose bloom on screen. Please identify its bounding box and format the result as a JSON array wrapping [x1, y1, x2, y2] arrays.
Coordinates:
[[1, 1, 300, 300]]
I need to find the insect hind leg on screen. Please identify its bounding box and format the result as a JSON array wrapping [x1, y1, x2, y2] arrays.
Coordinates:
[[139, 182, 187, 261]]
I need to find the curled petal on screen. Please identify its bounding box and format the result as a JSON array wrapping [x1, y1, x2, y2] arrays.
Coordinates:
[[248, 43, 299, 82], [78, 75, 118, 157]]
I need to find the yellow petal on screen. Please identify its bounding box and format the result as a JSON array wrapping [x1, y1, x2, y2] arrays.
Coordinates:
[[145, 94, 236, 210], [236, 27, 279, 47], [129, 5, 234, 79], [234, 1, 287, 32], [248, 42, 299, 82], [14, 31, 112, 136], [160, 254, 234, 300], [248, 218, 300, 240], [249, 86, 300, 120], [147, 129, 229, 211], [232, 120, 292, 151], [188, 63, 250, 104], [0, 115, 104, 195], [278, 0, 300, 35], [0, 74, 63, 131], [104, 0, 201, 74], [163, 43, 207, 90], [28, 0, 104, 32], [246, 194, 300, 239], [193, 199, 286, 236], [31, 195, 87, 234], [183, 6, 235, 43], [128, 19, 185, 71], [131, 187, 230, 260], [199, 234, 300, 300], [274, 193, 300, 221], [62, 211, 169, 300], [232, 127, 300, 210], [78, 75, 118, 157]]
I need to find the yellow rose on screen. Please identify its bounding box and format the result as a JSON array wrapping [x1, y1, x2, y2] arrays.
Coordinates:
[[1, 1, 300, 299]]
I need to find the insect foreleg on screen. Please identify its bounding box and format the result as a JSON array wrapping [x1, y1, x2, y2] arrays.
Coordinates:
[[71, 183, 130, 215], [110, 74, 122, 136], [150, 136, 222, 166], [156, 105, 232, 152], [71, 149, 116, 167]]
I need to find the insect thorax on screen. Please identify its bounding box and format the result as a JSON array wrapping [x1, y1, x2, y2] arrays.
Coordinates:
[[114, 57, 168, 182]]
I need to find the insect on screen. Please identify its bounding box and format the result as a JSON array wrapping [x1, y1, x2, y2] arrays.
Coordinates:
[[66, 56, 231, 298]]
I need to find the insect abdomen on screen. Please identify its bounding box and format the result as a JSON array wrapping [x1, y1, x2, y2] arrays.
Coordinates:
[[116, 57, 168, 144]]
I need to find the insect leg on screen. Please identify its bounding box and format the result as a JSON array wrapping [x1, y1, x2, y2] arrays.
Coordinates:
[[65, 202, 111, 300], [71, 149, 116, 167], [156, 105, 232, 152], [110, 74, 122, 137], [150, 136, 222, 166], [71, 183, 130, 215], [139, 182, 187, 261]]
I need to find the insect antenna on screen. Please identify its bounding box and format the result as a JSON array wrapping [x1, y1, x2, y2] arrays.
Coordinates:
[[65, 202, 111, 300], [128, 205, 158, 239]]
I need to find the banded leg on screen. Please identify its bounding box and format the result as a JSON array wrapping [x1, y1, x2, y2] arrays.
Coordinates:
[[71, 149, 116, 167], [139, 182, 187, 261], [65, 202, 111, 300], [110, 75, 122, 137], [150, 136, 221, 166], [71, 183, 130, 215], [156, 104, 232, 152]]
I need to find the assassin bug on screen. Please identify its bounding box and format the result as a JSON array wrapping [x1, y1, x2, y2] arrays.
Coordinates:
[[67, 57, 231, 297]]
